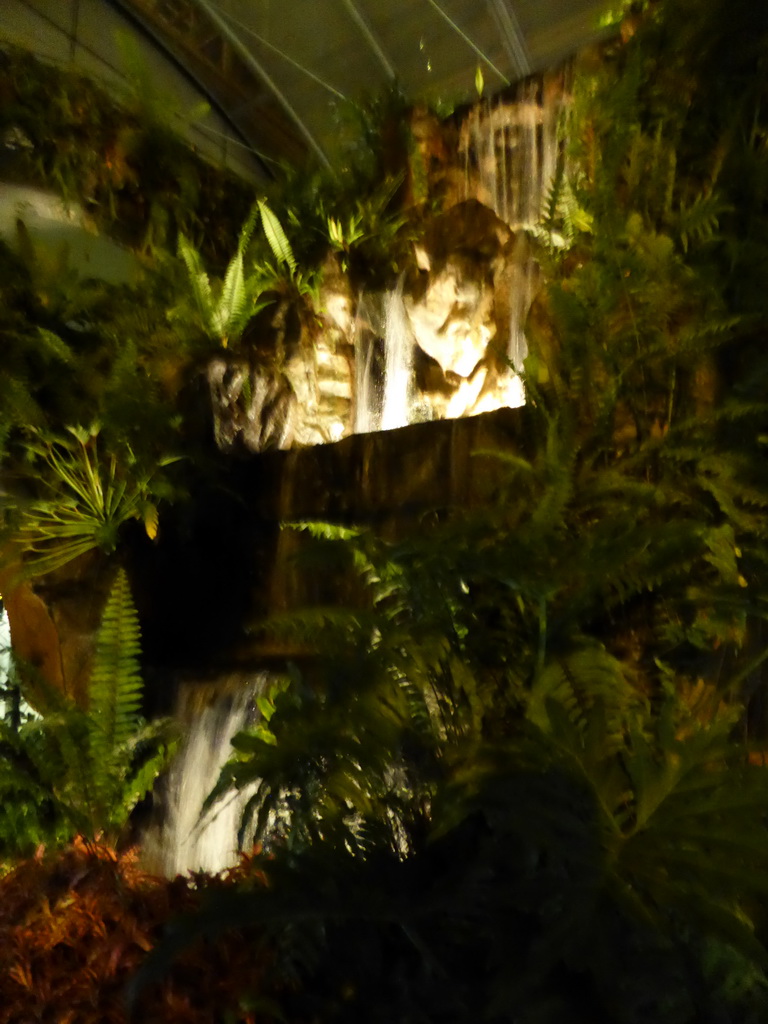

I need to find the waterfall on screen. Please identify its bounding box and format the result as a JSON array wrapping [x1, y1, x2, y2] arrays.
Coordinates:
[[354, 281, 416, 434], [354, 292, 380, 434], [380, 280, 415, 431], [147, 676, 264, 877], [466, 77, 561, 233], [461, 73, 564, 375], [349, 73, 567, 437]]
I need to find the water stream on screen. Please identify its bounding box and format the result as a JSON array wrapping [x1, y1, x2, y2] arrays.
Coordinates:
[[148, 678, 263, 877], [350, 76, 564, 435], [380, 281, 416, 431], [461, 75, 563, 378]]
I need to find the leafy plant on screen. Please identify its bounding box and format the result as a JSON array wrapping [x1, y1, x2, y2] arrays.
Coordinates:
[[0, 569, 174, 855], [255, 198, 322, 305], [8, 425, 175, 577], [322, 175, 409, 275], [175, 199, 320, 349], [0, 45, 252, 257], [177, 205, 264, 349], [139, 655, 768, 1023]]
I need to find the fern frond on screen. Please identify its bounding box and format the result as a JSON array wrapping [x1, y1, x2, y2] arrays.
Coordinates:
[[88, 569, 142, 788], [258, 200, 296, 274], [675, 192, 730, 252], [212, 249, 247, 341], [237, 203, 260, 255], [177, 232, 214, 326]]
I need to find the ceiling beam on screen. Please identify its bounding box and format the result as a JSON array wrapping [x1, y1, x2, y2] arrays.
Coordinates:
[[423, 0, 510, 87], [211, 6, 346, 101], [188, 0, 332, 170], [106, 0, 272, 178], [340, 0, 397, 80], [485, 0, 531, 79]]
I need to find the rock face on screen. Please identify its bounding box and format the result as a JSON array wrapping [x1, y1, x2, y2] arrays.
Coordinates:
[[202, 70, 568, 454], [128, 406, 530, 683], [217, 197, 532, 452]]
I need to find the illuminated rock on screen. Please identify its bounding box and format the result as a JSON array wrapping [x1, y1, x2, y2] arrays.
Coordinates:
[[405, 255, 495, 379]]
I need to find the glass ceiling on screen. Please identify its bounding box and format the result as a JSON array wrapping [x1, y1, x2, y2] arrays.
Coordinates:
[[3, 0, 610, 180]]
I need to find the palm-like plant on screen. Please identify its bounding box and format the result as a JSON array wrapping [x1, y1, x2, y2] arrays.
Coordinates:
[[8, 424, 174, 577]]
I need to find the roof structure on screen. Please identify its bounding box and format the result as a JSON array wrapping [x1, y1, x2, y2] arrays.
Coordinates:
[[4, 0, 610, 180]]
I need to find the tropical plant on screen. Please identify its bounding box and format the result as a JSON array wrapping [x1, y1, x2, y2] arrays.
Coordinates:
[[7, 424, 175, 577], [255, 198, 322, 305], [0, 225, 188, 504], [175, 197, 321, 351], [137, 653, 768, 1023], [321, 174, 410, 276], [176, 205, 264, 349], [0, 568, 174, 856]]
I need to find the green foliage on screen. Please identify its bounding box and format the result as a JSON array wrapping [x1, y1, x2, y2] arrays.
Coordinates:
[[258, 199, 296, 275], [0, 570, 174, 858], [143, 666, 768, 1023], [176, 206, 266, 349], [174, 199, 318, 350], [0, 45, 252, 258], [7, 425, 176, 576], [0, 236, 76, 462], [0, 228, 188, 545], [320, 175, 410, 276]]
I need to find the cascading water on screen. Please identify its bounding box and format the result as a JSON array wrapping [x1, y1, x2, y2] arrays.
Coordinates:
[[350, 73, 566, 436], [461, 72, 565, 383], [463, 77, 561, 233], [354, 294, 379, 435], [147, 677, 265, 877], [380, 281, 416, 431], [354, 281, 416, 434]]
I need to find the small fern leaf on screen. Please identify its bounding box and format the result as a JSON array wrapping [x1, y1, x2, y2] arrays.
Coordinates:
[[213, 249, 247, 340], [143, 502, 159, 541], [258, 200, 296, 274], [178, 232, 214, 328], [238, 203, 260, 254]]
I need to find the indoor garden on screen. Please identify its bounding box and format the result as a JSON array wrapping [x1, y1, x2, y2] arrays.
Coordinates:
[[2, 0, 768, 1020]]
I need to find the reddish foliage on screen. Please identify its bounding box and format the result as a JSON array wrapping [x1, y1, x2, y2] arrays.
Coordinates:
[[0, 838, 277, 1024]]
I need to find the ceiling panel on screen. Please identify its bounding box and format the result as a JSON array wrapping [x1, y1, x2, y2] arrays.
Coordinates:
[[3, 0, 612, 176]]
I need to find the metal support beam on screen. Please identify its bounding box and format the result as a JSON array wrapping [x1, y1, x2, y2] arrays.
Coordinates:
[[341, 0, 397, 80], [190, 0, 332, 170], [107, 0, 271, 179], [486, 0, 531, 79], [423, 0, 510, 87], [213, 6, 346, 100]]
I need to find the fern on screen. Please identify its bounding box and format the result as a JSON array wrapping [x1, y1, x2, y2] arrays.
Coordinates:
[[88, 569, 142, 793], [176, 207, 274, 348], [257, 199, 296, 274], [177, 232, 215, 326], [675, 191, 730, 252], [0, 571, 173, 850]]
